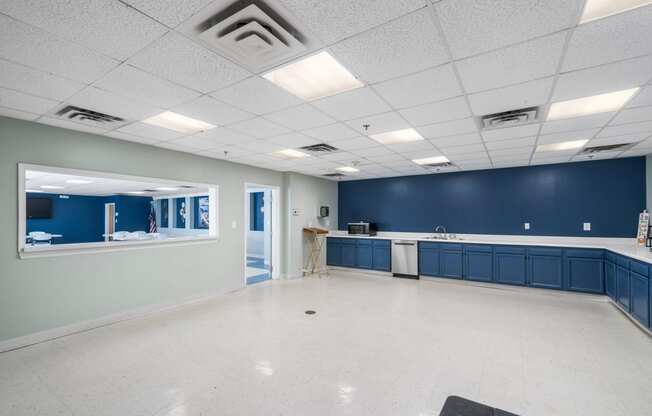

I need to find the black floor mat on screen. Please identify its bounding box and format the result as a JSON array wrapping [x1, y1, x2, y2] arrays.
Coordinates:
[[439, 396, 519, 416]]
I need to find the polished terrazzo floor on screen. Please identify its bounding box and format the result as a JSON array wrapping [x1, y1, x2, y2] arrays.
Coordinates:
[[1, 272, 651, 416]]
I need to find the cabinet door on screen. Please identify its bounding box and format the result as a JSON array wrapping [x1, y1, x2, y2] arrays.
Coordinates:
[[440, 250, 463, 279], [616, 265, 630, 309], [495, 253, 527, 285], [605, 261, 617, 300], [529, 255, 563, 289], [326, 240, 341, 266], [630, 273, 649, 327], [465, 251, 493, 282], [372, 246, 391, 271], [566, 257, 604, 294], [340, 242, 357, 267], [419, 248, 439, 277], [356, 243, 373, 269]]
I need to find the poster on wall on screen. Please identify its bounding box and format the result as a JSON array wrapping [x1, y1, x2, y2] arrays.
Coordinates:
[[198, 197, 209, 229], [637, 210, 649, 245]]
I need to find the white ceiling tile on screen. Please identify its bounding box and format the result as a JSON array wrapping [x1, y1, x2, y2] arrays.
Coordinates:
[[123, 0, 214, 28], [362, 153, 407, 163], [571, 152, 622, 162], [171, 96, 253, 126], [167, 135, 221, 150], [429, 132, 483, 148], [312, 87, 391, 121], [541, 113, 615, 135], [588, 134, 648, 147], [467, 77, 554, 116], [441, 144, 487, 156], [631, 137, 652, 149], [0, 106, 39, 121], [129, 32, 250, 93], [436, 0, 581, 59], [104, 130, 160, 145], [387, 140, 435, 153], [530, 154, 573, 164], [417, 118, 479, 139], [456, 32, 566, 93], [276, 0, 425, 44], [0, 0, 167, 60], [457, 162, 492, 171], [38, 117, 109, 135], [611, 106, 652, 125], [350, 146, 398, 158], [235, 140, 286, 154], [0, 87, 59, 114], [598, 120, 652, 137], [189, 127, 257, 146], [490, 146, 533, 157], [553, 55, 652, 102], [315, 151, 362, 162], [67, 86, 164, 121], [481, 123, 540, 141], [0, 15, 119, 84], [345, 112, 410, 135], [0, 59, 85, 102], [330, 9, 449, 83], [493, 160, 531, 168], [302, 123, 360, 142], [628, 86, 652, 108], [372, 65, 463, 109], [485, 136, 537, 150], [211, 77, 303, 115], [452, 155, 491, 164], [227, 117, 290, 139], [563, 5, 652, 71], [94, 64, 201, 109], [152, 141, 195, 153], [263, 104, 334, 130], [267, 133, 319, 149], [329, 137, 379, 151], [399, 96, 470, 127], [538, 129, 600, 144], [116, 122, 185, 141], [620, 149, 652, 157]]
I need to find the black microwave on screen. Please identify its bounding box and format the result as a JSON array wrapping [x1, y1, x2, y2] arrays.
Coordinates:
[[347, 222, 377, 236]]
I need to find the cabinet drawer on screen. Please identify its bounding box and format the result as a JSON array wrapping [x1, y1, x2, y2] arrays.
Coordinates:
[[356, 239, 372, 246], [439, 243, 463, 251], [565, 249, 604, 259], [528, 247, 563, 257], [630, 260, 649, 278], [372, 239, 390, 248], [494, 245, 526, 255], [419, 241, 439, 250], [605, 251, 617, 263], [465, 244, 492, 253]]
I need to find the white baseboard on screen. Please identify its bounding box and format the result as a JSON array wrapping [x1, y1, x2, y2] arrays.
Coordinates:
[[0, 287, 237, 354]]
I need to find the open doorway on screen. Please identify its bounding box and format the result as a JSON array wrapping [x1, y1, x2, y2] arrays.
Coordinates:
[[244, 184, 280, 285]]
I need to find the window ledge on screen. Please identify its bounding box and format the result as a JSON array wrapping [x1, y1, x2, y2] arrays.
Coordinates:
[[19, 235, 218, 259]]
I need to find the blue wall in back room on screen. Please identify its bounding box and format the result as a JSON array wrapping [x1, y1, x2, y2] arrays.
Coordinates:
[[338, 157, 646, 238]]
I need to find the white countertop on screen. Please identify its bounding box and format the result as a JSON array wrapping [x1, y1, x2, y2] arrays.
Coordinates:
[[327, 231, 652, 264]]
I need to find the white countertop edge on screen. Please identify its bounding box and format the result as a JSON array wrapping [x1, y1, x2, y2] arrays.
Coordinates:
[[327, 232, 652, 264]]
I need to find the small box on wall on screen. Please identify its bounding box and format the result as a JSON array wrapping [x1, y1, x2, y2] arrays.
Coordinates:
[[319, 206, 329, 218]]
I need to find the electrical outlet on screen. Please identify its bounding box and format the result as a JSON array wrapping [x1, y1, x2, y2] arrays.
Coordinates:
[[583, 222, 591, 231], [524, 222, 530, 230]]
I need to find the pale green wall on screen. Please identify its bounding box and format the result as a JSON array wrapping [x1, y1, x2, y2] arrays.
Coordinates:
[[647, 155, 652, 212], [0, 116, 334, 343]]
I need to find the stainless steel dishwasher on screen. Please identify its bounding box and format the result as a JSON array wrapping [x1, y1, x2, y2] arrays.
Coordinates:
[[391, 240, 418, 279]]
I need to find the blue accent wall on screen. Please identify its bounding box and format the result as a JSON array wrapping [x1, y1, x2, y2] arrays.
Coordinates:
[[104, 195, 151, 232], [250, 192, 264, 231], [338, 157, 646, 237]]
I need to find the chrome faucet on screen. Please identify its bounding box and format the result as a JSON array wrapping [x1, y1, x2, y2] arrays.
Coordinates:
[[435, 225, 447, 240]]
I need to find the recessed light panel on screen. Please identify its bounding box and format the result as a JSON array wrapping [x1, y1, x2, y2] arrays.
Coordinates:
[[547, 88, 639, 121], [263, 51, 364, 101], [537, 139, 589, 152], [412, 156, 449, 165], [66, 179, 93, 184], [370, 128, 424, 145], [336, 166, 360, 173], [580, 0, 652, 24], [272, 149, 311, 159], [143, 111, 216, 134], [155, 187, 179, 191], [40, 185, 64, 190]]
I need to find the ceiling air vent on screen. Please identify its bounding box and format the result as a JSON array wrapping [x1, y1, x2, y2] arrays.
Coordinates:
[[54, 105, 128, 128], [197, 3, 306, 71], [480, 107, 539, 130], [580, 143, 634, 154], [323, 173, 345, 178], [300, 143, 339, 153]]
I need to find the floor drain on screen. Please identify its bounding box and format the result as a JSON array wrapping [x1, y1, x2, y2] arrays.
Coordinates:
[[304, 310, 316, 315]]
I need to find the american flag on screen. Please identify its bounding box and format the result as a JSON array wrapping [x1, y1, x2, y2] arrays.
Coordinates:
[[148, 203, 157, 233]]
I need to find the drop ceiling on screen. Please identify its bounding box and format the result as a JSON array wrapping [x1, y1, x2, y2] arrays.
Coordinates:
[[1, 0, 652, 181]]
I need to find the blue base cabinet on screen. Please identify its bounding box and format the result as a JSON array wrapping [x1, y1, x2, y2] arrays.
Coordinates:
[[371, 240, 391, 271], [629, 260, 649, 327], [494, 246, 527, 285], [605, 259, 617, 301], [564, 249, 604, 294], [616, 265, 630, 309], [340, 240, 357, 267], [464, 245, 493, 282], [528, 247, 563, 289], [419, 242, 439, 277], [355, 240, 373, 269], [439, 244, 464, 279], [326, 238, 390, 272]]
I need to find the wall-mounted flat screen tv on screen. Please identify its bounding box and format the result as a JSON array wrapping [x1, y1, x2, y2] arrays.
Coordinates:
[[27, 197, 52, 219]]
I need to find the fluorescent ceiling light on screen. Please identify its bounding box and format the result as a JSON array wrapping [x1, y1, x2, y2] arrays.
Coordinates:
[[580, 0, 652, 24], [66, 179, 93, 184], [155, 187, 179, 191], [370, 128, 424, 145], [336, 166, 360, 173], [537, 139, 589, 152], [40, 185, 64, 189], [143, 111, 216, 134], [547, 88, 639, 120], [126, 191, 145, 195], [263, 51, 364, 101], [412, 156, 449, 165], [25, 189, 44, 193], [272, 149, 311, 159]]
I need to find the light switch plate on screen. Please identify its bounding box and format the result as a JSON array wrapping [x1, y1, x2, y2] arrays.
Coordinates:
[[524, 222, 530, 230], [583, 222, 591, 231], [231, 220, 237, 229]]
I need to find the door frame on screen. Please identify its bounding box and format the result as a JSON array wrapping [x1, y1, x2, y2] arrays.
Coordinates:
[[244, 183, 281, 285], [104, 202, 116, 241]]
